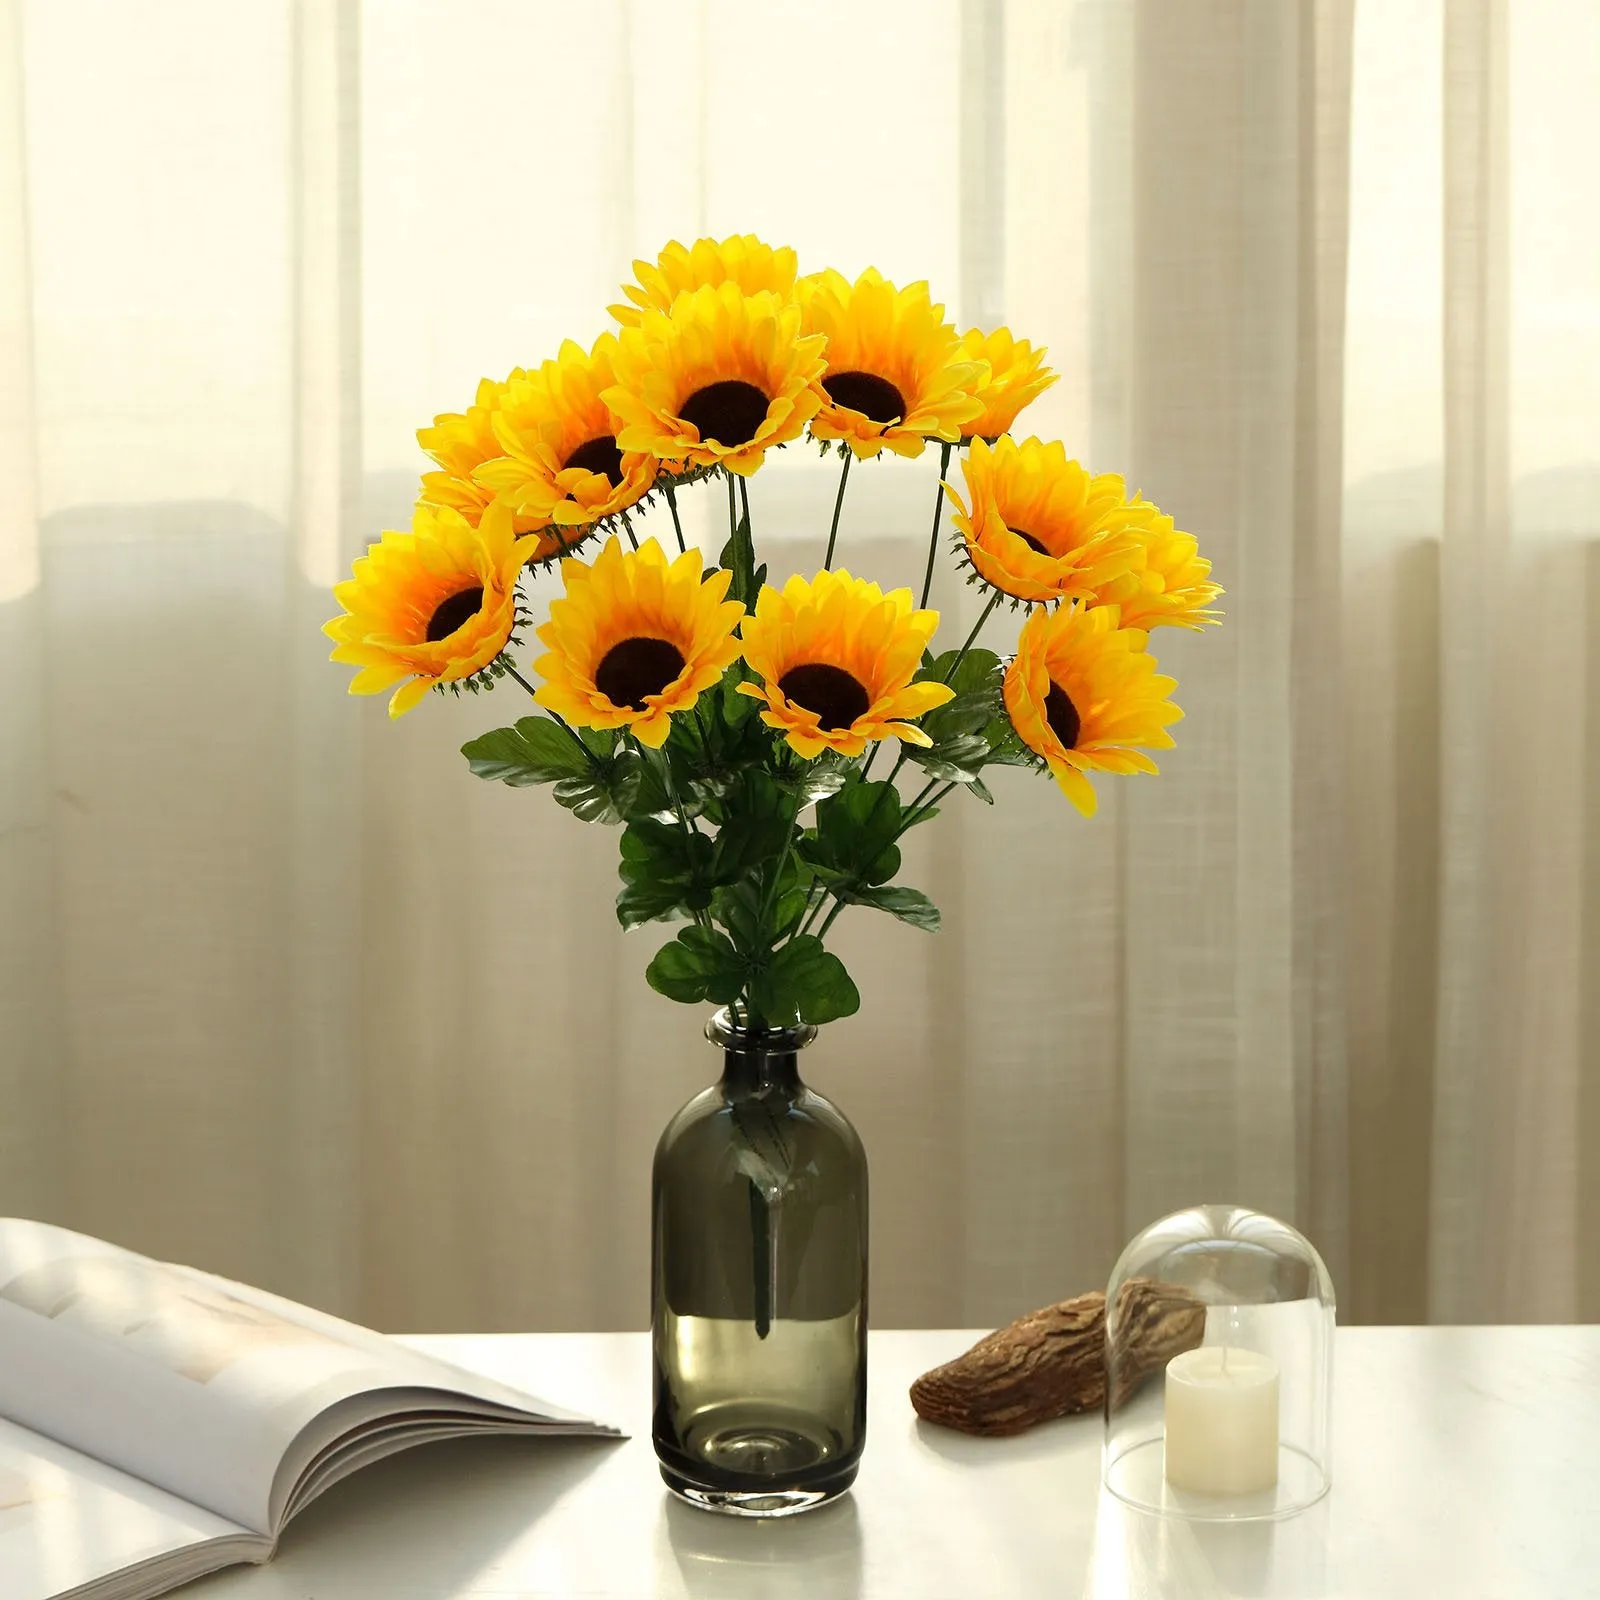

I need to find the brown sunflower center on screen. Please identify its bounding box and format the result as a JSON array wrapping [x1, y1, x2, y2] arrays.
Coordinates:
[[563, 435, 625, 487], [822, 370, 906, 425], [1044, 680, 1081, 750], [1010, 526, 1052, 557], [595, 636, 686, 710], [426, 585, 484, 643], [679, 380, 771, 447], [778, 662, 871, 731]]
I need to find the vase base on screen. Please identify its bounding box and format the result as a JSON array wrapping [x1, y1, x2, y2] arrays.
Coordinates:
[[659, 1460, 857, 1518], [654, 1398, 861, 1516]]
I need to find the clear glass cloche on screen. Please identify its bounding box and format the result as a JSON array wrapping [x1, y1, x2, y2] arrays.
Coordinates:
[[1101, 1205, 1335, 1522]]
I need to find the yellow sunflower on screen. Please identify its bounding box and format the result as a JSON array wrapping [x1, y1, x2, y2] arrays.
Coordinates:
[[324, 502, 534, 719], [603, 283, 826, 478], [737, 570, 956, 759], [799, 268, 985, 459], [609, 234, 799, 326], [533, 536, 745, 748], [416, 373, 520, 528], [945, 435, 1149, 605], [1003, 603, 1183, 817], [1096, 511, 1224, 634], [957, 327, 1058, 439], [471, 334, 655, 551]]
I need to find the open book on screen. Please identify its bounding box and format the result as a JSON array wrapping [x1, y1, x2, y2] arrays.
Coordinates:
[[0, 1218, 619, 1600]]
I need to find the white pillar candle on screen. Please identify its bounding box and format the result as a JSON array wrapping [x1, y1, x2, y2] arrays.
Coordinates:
[[1163, 1345, 1280, 1496]]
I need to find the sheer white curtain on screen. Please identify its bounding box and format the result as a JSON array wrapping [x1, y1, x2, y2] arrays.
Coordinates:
[[1, 0, 1594, 1332]]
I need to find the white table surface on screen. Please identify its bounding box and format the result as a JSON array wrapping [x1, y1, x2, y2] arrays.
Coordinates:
[[190, 1327, 1599, 1599]]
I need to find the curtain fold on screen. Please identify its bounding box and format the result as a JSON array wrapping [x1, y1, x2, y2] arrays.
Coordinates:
[[0, 0, 1594, 1332], [1431, 0, 1512, 1324]]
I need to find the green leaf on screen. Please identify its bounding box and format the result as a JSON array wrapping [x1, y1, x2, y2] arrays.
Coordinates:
[[709, 856, 815, 953], [805, 776, 903, 887], [616, 879, 690, 929], [862, 841, 900, 884], [921, 651, 1004, 733], [624, 754, 675, 821], [464, 718, 652, 823], [845, 884, 941, 931], [462, 717, 593, 786], [772, 884, 811, 940], [618, 816, 691, 882], [719, 663, 762, 726], [665, 666, 772, 799], [983, 714, 1038, 767], [905, 648, 1010, 785], [919, 646, 1000, 698], [616, 814, 715, 926], [551, 746, 643, 825], [709, 879, 765, 949], [645, 925, 746, 1005], [552, 773, 629, 824], [749, 934, 860, 1025], [717, 497, 766, 609], [904, 732, 992, 785], [709, 768, 792, 884], [782, 750, 853, 807]]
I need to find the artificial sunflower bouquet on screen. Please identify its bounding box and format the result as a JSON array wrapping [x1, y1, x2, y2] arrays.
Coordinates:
[[326, 236, 1220, 1029]]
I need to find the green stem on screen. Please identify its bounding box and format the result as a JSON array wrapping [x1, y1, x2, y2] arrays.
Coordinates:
[[810, 771, 955, 941], [797, 894, 827, 940], [860, 738, 913, 787], [751, 784, 805, 952], [796, 880, 827, 929], [726, 470, 738, 550], [504, 664, 540, 700], [659, 751, 697, 839], [620, 510, 639, 550], [918, 441, 954, 611], [941, 590, 1004, 682], [738, 473, 752, 538], [550, 712, 602, 769], [798, 752, 908, 940], [649, 740, 713, 931], [737, 774, 808, 1018], [664, 482, 687, 553], [905, 776, 941, 816], [823, 451, 852, 569], [515, 685, 601, 771], [903, 780, 957, 831]]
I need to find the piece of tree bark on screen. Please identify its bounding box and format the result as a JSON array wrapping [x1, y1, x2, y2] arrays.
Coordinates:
[[909, 1279, 1207, 1437]]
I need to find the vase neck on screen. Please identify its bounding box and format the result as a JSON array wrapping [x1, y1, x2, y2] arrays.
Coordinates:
[[719, 1045, 805, 1098], [707, 1008, 815, 1099]]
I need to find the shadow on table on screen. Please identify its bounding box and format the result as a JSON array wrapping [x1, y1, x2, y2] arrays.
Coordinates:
[[1080, 1489, 1332, 1599], [186, 1434, 620, 1596], [660, 1489, 864, 1599], [912, 1411, 1092, 1465]]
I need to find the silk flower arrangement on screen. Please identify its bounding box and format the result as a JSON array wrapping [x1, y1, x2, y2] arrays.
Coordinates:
[[325, 236, 1221, 1029]]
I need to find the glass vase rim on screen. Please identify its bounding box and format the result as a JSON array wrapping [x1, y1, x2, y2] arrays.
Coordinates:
[[705, 1007, 817, 1055]]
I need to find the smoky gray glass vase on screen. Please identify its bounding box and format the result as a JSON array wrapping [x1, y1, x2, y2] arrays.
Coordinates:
[[651, 1007, 868, 1516]]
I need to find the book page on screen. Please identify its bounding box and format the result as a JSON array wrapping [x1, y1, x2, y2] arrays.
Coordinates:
[[0, 1220, 608, 1535], [0, 1415, 255, 1600]]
